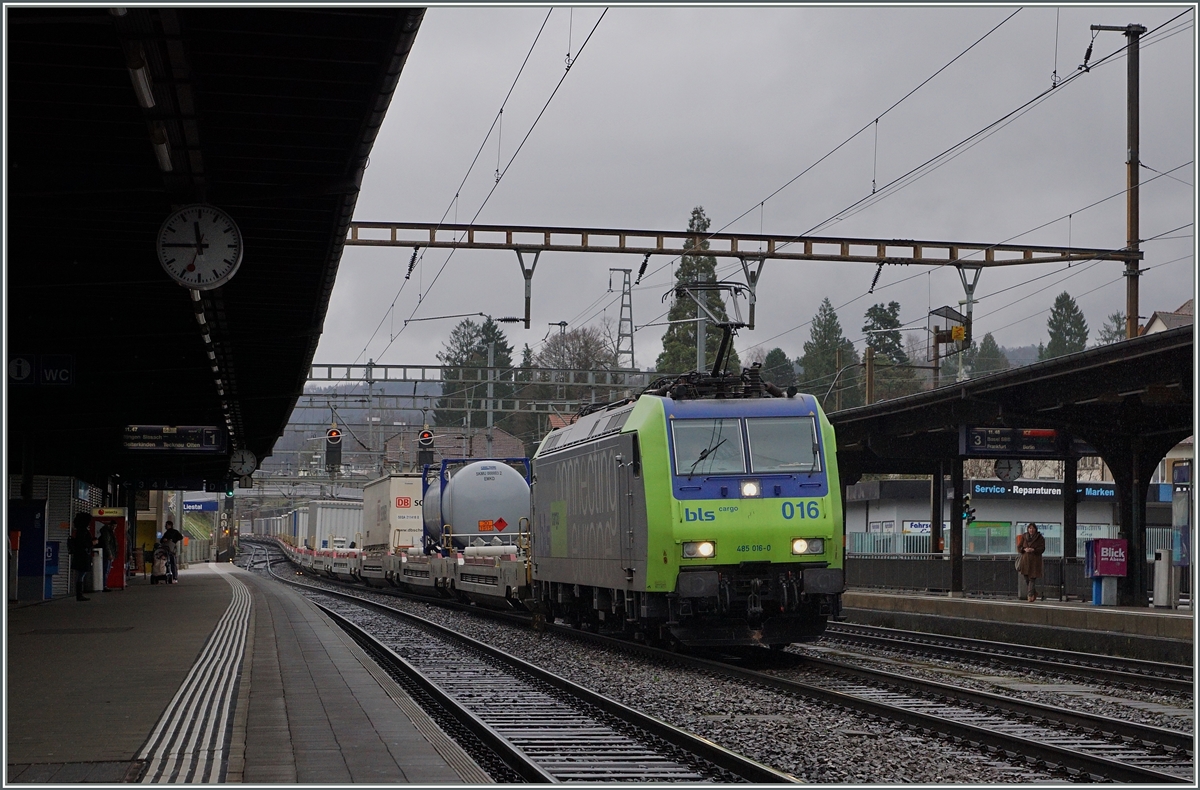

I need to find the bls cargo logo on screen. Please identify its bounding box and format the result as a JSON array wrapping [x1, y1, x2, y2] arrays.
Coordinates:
[[395, 497, 412, 508], [683, 508, 716, 522], [1100, 545, 1126, 562]]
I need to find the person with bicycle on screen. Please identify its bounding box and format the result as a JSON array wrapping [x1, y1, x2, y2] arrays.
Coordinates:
[[161, 520, 184, 583]]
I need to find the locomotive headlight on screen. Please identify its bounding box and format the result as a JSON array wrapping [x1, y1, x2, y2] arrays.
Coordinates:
[[792, 538, 824, 555], [740, 479, 761, 498], [682, 540, 716, 559]]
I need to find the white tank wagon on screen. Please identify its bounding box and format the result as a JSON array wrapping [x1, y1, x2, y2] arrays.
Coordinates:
[[424, 459, 531, 550], [422, 459, 533, 607]]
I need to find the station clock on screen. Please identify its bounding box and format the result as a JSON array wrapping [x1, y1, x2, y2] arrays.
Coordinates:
[[157, 204, 244, 290]]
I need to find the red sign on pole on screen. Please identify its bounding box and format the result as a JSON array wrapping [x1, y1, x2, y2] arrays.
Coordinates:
[[1093, 538, 1128, 577]]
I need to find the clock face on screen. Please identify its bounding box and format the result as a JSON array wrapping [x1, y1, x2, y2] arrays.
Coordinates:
[[157, 204, 243, 290], [994, 458, 1023, 482], [230, 449, 257, 476]]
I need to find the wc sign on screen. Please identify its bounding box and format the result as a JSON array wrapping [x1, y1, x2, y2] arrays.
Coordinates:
[[8, 354, 74, 386]]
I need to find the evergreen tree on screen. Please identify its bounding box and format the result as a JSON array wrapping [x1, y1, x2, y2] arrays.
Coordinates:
[[862, 301, 920, 400], [1095, 311, 1126, 345], [433, 317, 514, 429], [761, 347, 796, 387], [862, 301, 907, 363], [970, 332, 1009, 375], [505, 343, 548, 457], [1040, 291, 1089, 360], [655, 207, 740, 374], [798, 298, 862, 408]]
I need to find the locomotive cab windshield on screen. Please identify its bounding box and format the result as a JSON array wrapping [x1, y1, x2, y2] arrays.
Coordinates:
[[671, 416, 822, 478]]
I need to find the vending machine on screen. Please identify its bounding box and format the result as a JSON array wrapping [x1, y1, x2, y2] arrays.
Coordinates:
[[92, 507, 128, 591]]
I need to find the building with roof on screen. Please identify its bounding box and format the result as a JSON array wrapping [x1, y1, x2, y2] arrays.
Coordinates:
[[1142, 299, 1193, 335]]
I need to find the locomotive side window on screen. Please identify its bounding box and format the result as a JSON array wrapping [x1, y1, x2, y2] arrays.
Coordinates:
[[672, 418, 746, 476], [746, 416, 821, 473]]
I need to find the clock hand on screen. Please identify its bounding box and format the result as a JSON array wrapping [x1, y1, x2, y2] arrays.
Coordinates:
[[194, 221, 204, 256]]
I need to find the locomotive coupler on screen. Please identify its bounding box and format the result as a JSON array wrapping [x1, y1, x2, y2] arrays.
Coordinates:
[[717, 578, 733, 614], [746, 578, 764, 621]]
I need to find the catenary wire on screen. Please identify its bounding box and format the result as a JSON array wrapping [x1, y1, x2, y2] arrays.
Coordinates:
[[385, 8, 610, 355], [635, 8, 1024, 287], [350, 10, 555, 369]]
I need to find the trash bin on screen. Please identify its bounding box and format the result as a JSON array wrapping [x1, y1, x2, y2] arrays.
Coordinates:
[[92, 547, 105, 591], [1153, 548, 1180, 608], [1092, 575, 1118, 605]]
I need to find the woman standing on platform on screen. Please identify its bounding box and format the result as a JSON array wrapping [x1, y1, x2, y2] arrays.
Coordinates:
[[1017, 522, 1046, 602]]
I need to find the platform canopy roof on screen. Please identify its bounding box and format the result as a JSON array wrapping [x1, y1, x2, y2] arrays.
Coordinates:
[[7, 6, 424, 489], [831, 325, 1194, 481]]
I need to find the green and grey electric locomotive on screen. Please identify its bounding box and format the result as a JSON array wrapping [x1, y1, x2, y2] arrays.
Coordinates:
[[530, 363, 844, 648]]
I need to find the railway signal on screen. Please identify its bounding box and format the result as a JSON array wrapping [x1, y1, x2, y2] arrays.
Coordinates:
[[325, 426, 342, 473], [962, 493, 976, 525], [418, 429, 434, 447]]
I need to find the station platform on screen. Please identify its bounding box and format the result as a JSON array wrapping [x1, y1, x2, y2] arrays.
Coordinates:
[[843, 590, 1194, 665], [6, 562, 490, 784]]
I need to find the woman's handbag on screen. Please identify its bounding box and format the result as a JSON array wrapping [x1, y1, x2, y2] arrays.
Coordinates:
[[1015, 556, 1022, 570]]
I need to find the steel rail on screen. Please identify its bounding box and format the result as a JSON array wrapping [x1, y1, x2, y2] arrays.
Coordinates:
[[794, 652, 1194, 753], [256, 552, 796, 783], [244, 544, 534, 783], [825, 622, 1193, 693], [314, 602, 557, 783]]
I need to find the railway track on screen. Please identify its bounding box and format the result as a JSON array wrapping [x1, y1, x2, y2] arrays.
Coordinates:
[[785, 654, 1193, 783], [534, 617, 1194, 783], [824, 622, 1194, 694], [246, 543, 1194, 783], [252, 548, 795, 783]]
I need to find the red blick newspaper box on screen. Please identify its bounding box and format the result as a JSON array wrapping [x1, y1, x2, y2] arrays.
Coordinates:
[[1093, 538, 1128, 577]]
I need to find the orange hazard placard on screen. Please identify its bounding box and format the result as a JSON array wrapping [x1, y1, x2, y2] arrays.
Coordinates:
[[478, 520, 494, 531]]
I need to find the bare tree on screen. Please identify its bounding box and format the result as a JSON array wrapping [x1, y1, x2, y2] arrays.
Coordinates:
[[537, 325, 617, 370]]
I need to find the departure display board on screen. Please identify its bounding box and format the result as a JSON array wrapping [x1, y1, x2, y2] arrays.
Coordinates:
[[961, 426, 1063, 457], [124, 425, 225, 452]]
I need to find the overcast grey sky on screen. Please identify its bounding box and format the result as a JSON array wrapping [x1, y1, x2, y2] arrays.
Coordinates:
[[315, 4, 1196, 370]]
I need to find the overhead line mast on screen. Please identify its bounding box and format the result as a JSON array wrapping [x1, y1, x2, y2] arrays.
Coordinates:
[[1090, 22, 1147, 340]]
